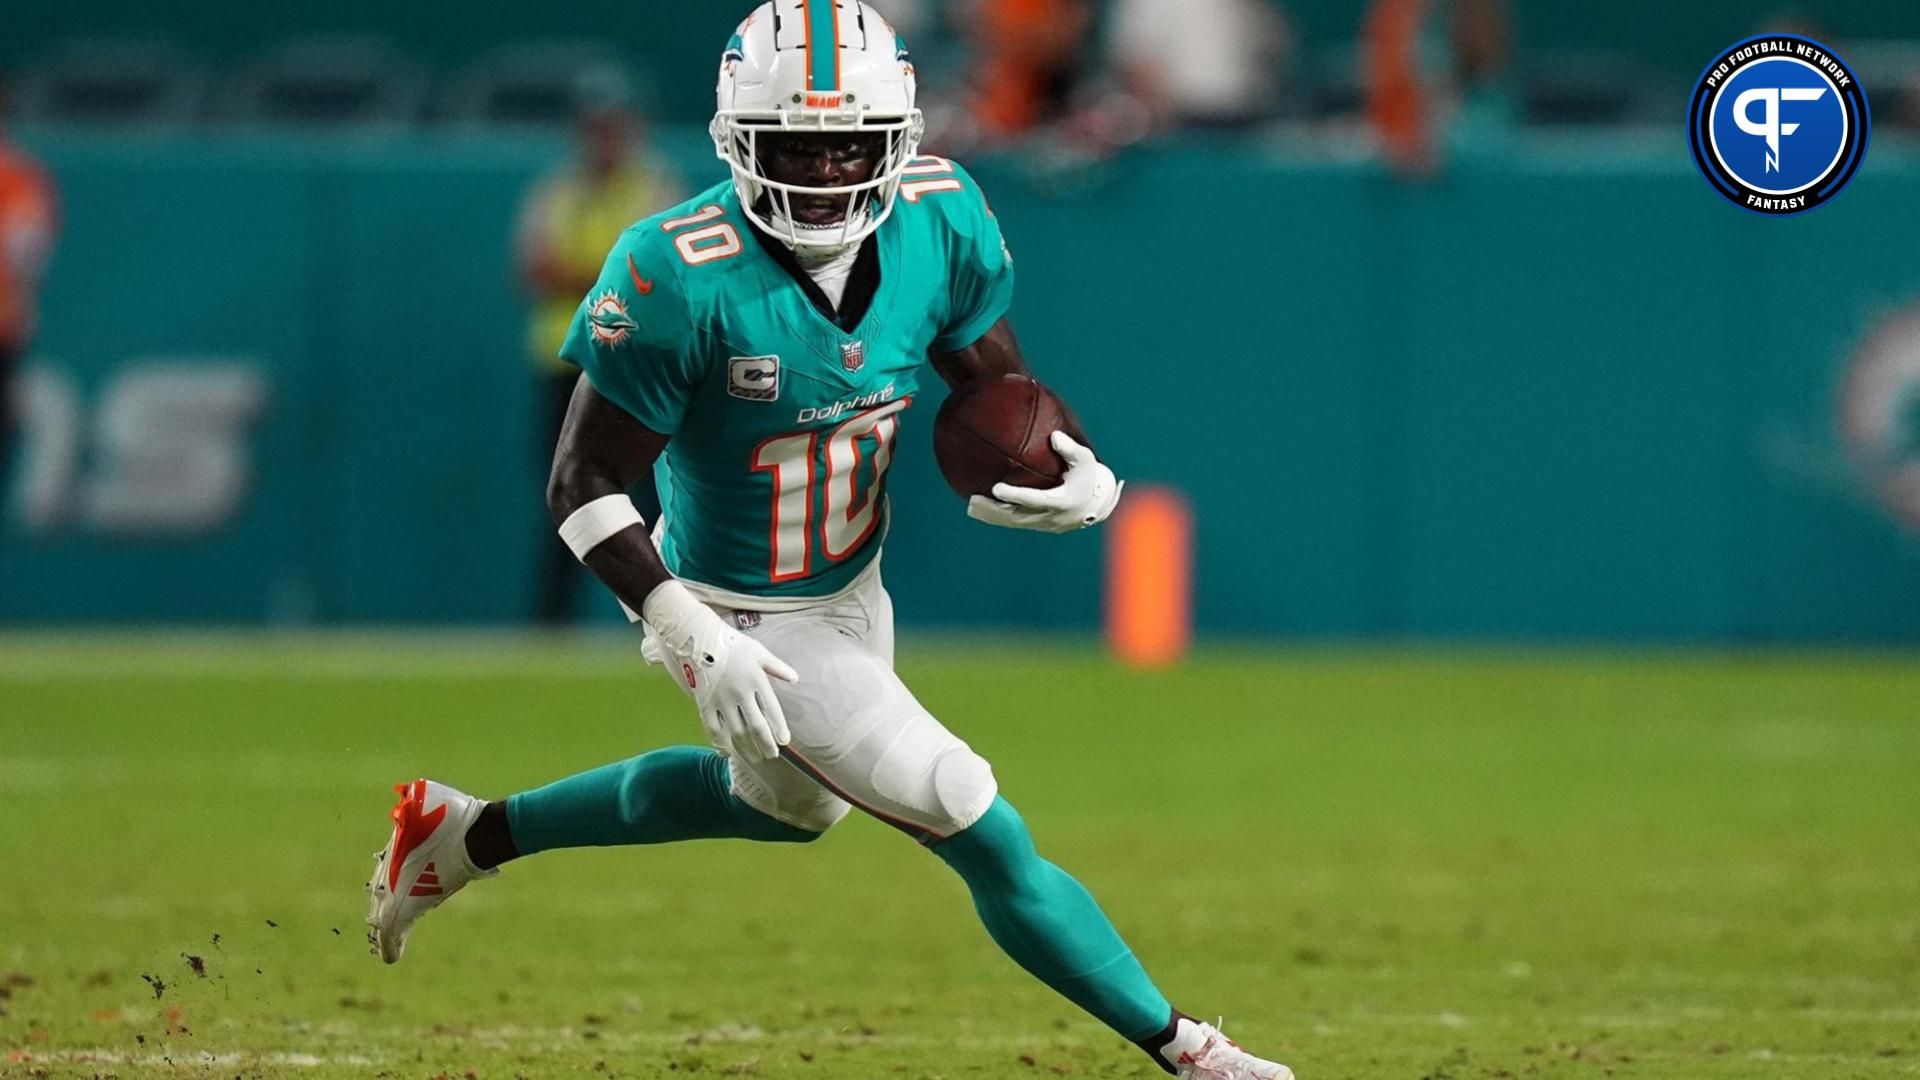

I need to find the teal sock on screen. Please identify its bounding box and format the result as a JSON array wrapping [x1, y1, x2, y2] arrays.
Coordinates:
[[932, 796, 1172, 1041], [505, 745, 819, 853]]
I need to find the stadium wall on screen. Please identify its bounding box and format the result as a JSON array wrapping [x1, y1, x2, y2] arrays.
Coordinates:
[[5, 132, 1920, 641], [8, 2, 1920, 122]]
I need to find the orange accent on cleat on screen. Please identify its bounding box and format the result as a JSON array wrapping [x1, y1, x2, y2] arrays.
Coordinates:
[[384, 780, 448, 894]]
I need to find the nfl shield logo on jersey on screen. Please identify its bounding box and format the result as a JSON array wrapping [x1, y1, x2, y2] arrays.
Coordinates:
[[728, 355, 781, 402], [841, 340, 866, 373]]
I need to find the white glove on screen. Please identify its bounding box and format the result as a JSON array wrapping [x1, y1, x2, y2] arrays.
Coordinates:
[[967, 432, 1124, 534], [641, 581, 798, 763]]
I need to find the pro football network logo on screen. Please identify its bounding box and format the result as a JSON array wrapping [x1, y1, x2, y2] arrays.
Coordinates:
[[1689, 35, 1869, 215], [587, 291, 637, 347], [728, 354, 781, 401]]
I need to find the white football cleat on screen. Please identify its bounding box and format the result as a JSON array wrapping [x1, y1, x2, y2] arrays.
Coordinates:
[[1174, 1021, 1295, 1080], [364, 778, 494, 964]]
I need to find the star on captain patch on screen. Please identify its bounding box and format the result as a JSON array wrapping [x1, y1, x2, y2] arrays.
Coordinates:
[[587, 290, 638, 347], [841, 339, 866, 373]]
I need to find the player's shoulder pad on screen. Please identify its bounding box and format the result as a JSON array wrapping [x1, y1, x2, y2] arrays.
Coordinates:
[[895, 155, 997, 241], [620, 185, 762, 321], [585, 210, 702, 353]]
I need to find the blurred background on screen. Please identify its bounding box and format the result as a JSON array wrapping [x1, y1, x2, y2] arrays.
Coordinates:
[[4, 0, 1920, 645]]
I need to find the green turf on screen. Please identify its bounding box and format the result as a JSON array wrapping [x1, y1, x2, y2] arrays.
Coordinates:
[[3, 636, 1918, 1079]]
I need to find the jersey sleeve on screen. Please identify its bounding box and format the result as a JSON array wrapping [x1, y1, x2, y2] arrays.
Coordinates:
[[932, 162, 1016, 352], [557, 231, 704, 436]]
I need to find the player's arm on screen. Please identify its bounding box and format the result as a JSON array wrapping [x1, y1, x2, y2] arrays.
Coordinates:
[[548, 374, 798, 762], [931, 318, 1122, 534], [928, 316, 1030, 389], [928, 166, 1121, 533], [545, 374, 674, 608], [551, 228, 803, 759]]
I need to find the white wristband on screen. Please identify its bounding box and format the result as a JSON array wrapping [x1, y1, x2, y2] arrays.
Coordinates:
[[558, 494, 645, 562]]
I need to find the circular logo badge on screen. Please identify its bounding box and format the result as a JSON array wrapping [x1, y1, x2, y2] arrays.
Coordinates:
[[1688, 35, 1869, 215]]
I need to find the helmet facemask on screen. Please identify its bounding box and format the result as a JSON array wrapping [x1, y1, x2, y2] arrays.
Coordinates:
[[711, 105, 925, 254]]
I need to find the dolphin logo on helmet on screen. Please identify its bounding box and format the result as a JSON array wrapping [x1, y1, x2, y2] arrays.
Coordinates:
[[711, 0, 925, 253]]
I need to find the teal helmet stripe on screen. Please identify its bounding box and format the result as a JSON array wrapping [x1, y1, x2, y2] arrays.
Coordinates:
[[805, 0, 839, 91]]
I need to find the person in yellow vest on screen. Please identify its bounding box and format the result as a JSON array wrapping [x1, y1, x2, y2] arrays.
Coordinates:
[[516, 94, 683, 624]]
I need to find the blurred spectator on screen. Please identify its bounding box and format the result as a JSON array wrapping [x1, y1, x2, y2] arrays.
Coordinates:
[[515, 86, 681, 625], [1894, 73, 1920, 134], [882, 0, 933, 40], [1367, 0, 1512, 178], [1106, 0, 1291, 132], [0, 71, 59, 480], [959, 0, 1095, 142], [1754, 9, 1835, 41]]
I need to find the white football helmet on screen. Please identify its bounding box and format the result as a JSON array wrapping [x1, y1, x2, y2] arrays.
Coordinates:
[[712, 0, 925, 253]]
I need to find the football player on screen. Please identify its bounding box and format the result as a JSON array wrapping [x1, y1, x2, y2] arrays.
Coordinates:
[[366, 5, 1292, 1078]]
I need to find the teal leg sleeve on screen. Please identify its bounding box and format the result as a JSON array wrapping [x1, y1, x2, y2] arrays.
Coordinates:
[[506, 746, 819, 854], [932, 796, 1172, 1041]]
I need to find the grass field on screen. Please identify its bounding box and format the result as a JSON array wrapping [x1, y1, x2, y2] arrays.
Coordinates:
[[2, 635, 1918, 1079]]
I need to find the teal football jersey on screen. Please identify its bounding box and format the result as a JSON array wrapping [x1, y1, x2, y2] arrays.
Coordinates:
[[558, 157, 1014, 601]]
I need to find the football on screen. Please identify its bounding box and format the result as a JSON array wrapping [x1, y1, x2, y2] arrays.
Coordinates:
[[932, 373, 1088, 499]]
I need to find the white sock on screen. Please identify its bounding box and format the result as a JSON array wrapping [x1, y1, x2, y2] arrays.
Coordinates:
[[1157, 1015, 1212, 1070]]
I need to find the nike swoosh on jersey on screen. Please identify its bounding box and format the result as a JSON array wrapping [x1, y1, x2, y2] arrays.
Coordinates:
[[627, 254, 654, 295]]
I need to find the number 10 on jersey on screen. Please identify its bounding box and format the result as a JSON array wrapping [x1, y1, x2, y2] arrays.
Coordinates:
[[751, 398, 909, 582]]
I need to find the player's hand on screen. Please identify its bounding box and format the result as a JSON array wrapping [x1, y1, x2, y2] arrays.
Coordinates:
[[641, 581, 798, 763], [967, 432, 1123, 534]]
